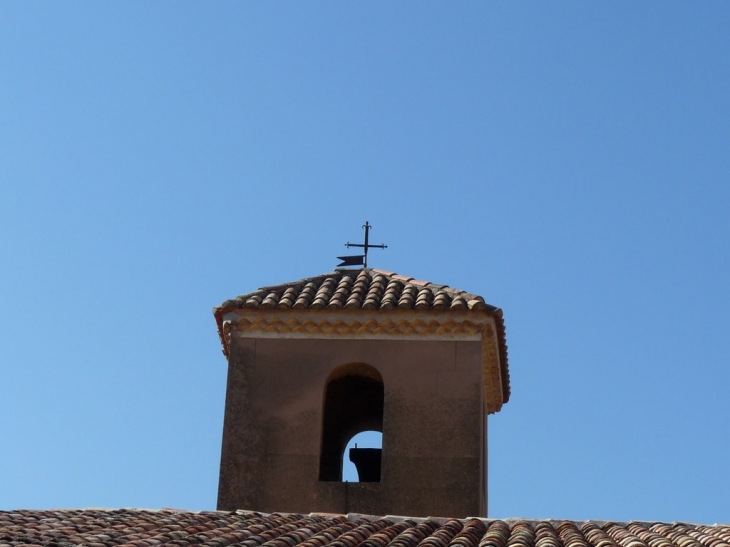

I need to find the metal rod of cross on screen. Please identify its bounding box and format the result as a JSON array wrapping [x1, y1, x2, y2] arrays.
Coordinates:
[[337, 221, 387, 268]]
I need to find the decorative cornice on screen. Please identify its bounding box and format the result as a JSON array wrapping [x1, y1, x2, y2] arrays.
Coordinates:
[[482, 324, 503, 413], [230, 315, 486, 337], [222, 320, 234, 352]]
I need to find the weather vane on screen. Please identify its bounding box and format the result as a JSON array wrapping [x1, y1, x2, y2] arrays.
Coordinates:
[[337, 221, 387, 268]]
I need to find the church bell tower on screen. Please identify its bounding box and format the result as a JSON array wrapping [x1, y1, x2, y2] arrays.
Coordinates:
[[214, 268, 510, 518]]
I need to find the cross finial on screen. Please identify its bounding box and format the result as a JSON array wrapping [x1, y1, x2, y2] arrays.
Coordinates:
[[337, 221, 388, 268]]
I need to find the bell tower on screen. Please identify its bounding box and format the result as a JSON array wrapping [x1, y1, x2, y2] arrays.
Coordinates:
[[214, 269, 509, 518]]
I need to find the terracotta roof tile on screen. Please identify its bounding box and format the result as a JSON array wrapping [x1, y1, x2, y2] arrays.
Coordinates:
[[4, 510, 727, 547], [216, 269, 501, 314]]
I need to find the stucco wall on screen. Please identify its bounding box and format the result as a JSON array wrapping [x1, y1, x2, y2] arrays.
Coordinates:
[[218, 336, 487, 518]]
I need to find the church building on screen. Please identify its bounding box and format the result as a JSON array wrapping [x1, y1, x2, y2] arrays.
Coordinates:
[[2, 256, 727, 547]]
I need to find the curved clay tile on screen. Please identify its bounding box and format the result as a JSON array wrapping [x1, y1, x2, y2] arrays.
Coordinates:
[[556, 522, 588, 547], [327, 290, 346, 308], [451, 521, 486, 547], [344, 293, 363, 309], [336, 275, 354, 293], [580, 525, 615, 547], [363, 278, 386, 309], [293, 282, 318, 309], [364, 274, 387, 306], [351, 278, 369, 295], [509, 524, 535, 547], [394, 522, 437, 547], [345, 275, 371, 308], [397, 284, 417, 309], [356, 269, 372, 284], [370, 273, 388, 291], [278, 287, 298, 308], [535, 523, 562, 547], [450, 295, 467, 310], [432, 290, 450, 309], [245, 294, 263, 308], [312, 278, 336, 309], [380, 280, 402, 309], [414, 287, 434, 309], [263, 290, 286, 309], [467, 299, 488, 311]]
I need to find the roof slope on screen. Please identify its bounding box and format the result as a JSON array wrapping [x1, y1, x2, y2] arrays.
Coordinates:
[[213, 268, 509, 404], [215, 269, 499, 313], [1, 509, 728, 547]]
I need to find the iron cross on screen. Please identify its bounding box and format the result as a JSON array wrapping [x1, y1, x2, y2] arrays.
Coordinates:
[[337, 221, 387, 268]]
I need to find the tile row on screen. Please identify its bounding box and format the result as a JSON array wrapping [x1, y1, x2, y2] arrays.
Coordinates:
[[1, 510, 728, 547], [217, 270, 492, 313]]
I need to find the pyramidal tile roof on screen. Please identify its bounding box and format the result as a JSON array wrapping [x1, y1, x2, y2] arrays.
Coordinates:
[[213, 268, 509, 403], [1, 509, 727, 547], [215, 269, 499, 313]]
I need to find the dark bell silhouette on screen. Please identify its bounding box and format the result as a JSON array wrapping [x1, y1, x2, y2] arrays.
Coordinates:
[[349, 445, 382, 482]]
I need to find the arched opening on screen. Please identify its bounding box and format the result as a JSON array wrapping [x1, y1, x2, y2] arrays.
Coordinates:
[[319, 363, 384, 482], [343, 431, 383, 482]]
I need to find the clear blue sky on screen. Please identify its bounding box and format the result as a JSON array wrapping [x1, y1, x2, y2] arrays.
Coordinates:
[[1, 2, 729, 524]]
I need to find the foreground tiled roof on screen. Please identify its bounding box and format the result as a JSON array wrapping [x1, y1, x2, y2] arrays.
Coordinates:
[[213, 268, 509, 404], [1, 509, 728, 547]]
